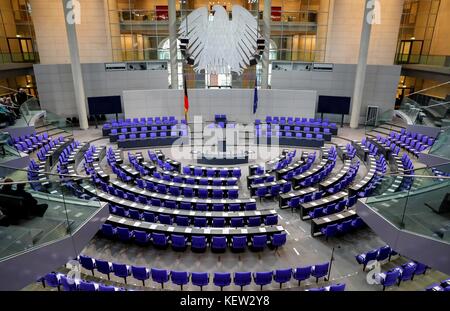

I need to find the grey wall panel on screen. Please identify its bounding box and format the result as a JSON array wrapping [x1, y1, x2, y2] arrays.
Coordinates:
[[123, 89, 317, 123], [34, 63, 169, 118], [271, 64, 401, 124]]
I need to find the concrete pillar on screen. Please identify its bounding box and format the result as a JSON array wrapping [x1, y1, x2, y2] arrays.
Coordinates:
[[168, 0, 179, 89], [349, 0, 374, 129], [261, 0, 271, 89], [62, 0, 89, 130]]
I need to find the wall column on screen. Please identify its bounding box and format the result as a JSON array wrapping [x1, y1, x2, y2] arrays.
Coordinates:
[[350, 0, 373, 129], [261, 0, 271, 89], [62, 0, 88, 130], [168, 0, 179, 89]]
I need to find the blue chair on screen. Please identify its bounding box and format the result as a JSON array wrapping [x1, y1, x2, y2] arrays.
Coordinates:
[[212, 218, 225, 228], [245, 202, 257, 211], [151, 268, 170, 288], [101, 223, 116, 239], [79, 255, 96, 276], [288, 197, 300, 212], [413, 262, 428, 278], [248, 216, 261, 227], [356, 249, 378, 271], [59, 275, 77, 291], [194, 217, 207, 227], [234, 272, 252, 291], [191, 236, 207, 252], [98, 284, 118, 291], [256, 187, 268, 201], [328, 283, 346, 291], [131, 266, 150, 286], [152, 233, 169, 248], [311, 263, 329, 283], [229, 203, 240, 212], [184, 187, 194, 197], [198, 188, 208, 199], [180, 202, 191, 210], [159, 214, 173, 225], [112, 263, 131, 284], [171, 270, 189, 290], [398, 262, 417, 285], [228, 189, 238, 199], [42, 273, 61, 291], [293, 266, 312, 285], [95, 259, 113, 280], [142, 211, 156, 223], [211, 236, 227, 252], [251, 235, 267, 251], [192, 272, 209, 291], [231, 236, 247, 252], [321, 224, 338, 241], [274, 268, 292, 288], [78, 280, 96, 292], [117, 227, 134, 242], [377, 245, 392, 262], [213, 203, 224, 211], [175, 216, 190, 226], [133, 230, 150, 245], [271, 232, 287, 249], [230, 217, 244, 227], [337, 220, 353, 234], [171, 234, 188, 251], [379, 269, 401, 291], [253, 271, 273, 290], [213, 272, 231, 291]]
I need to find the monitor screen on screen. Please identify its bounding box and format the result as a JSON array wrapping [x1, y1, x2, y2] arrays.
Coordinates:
[[87, 96, 122, 115], [317, 95, 351, 115]]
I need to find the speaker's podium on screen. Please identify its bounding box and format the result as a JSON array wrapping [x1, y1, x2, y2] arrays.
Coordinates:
[[193, 141, 249, 165]]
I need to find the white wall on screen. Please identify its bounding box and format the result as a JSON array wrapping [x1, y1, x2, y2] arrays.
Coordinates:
[[123, 89, 318, 123], [325, 0, 404, 65]]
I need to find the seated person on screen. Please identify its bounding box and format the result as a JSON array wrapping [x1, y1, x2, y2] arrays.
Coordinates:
[[14, 183, 48, 217]]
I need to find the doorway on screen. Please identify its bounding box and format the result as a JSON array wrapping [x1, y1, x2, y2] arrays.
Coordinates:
[[396, 40, 424, 64]]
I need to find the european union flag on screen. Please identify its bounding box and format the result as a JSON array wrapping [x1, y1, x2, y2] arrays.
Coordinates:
[[253, 78, 258, 114]]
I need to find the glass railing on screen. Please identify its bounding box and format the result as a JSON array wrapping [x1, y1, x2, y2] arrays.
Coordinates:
[[365, 164, 450, 243], [20, 97, 74, 139], [395, 54, 450, 67], [0, 131, 21, 164], [0, 164, 103, 262], [429, 126, 450, 159]]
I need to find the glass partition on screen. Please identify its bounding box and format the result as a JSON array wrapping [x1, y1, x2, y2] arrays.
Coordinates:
[[0, 164, 102, 262], [0, 131, 21, 163], [365, 163, 450, 244]]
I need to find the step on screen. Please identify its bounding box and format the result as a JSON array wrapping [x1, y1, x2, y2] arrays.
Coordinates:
[[371, 128, 392, 136], [384, 122, 406, 130]]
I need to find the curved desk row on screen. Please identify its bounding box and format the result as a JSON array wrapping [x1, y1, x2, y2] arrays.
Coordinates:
[[106, 215, 285, 238]]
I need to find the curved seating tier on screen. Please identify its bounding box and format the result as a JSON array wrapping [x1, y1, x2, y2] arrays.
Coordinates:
[[183, 164, 241, 179], [152, 169, 238, 186], [75, 255, 333, 290], [141, 176, 239, 199], [102, 219, 286, 251], [102, 116, 180, 134], [11, 131, 50, 154], [83, 181, 256, 211]]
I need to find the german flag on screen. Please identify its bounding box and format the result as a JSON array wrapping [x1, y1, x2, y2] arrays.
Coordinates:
[[183, 75, 189, 117]]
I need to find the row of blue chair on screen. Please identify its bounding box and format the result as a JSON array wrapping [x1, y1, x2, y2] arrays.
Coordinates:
[[39, 273, 124, 291], [150, 170, 238, 186], [426, 278, 450, 291], [280, 153, 316, 180], [103, 116, 178, 128], [259, 116, 337, 128], [12, 132, 50, 154], [375, 261, 429, 290], [99, 181, 257, 211], [321, 217, 365, 240], [135, 178, 239, 199], [256, 131, 325, 140], [109, 204, 278, 227], [101, 224, 287, 252], [326, 161, 360, 194], [117, 131, 186, 141], [356, 245, 398, 270], [78, 254, 331, 290], [182, 166, 241, 179]]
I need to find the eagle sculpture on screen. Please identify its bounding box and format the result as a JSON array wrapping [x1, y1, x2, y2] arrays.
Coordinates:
[[179, 5, 258, 75]]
